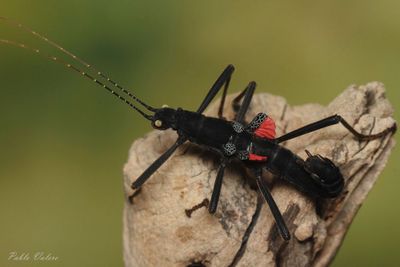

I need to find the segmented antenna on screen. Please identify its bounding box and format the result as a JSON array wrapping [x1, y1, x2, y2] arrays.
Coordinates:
[[0, 16, 156, 112], [0, 39, 153, 120]]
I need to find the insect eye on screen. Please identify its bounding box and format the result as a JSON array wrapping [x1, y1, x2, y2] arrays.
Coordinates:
[[154, 120, 163, 128]]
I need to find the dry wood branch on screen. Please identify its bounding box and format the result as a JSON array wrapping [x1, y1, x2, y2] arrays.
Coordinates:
[[123, 82, 396, 267]]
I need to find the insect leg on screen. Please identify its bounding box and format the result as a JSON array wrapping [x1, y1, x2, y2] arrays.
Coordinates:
[[130, 136, 186, 190], [234, 81, 256, 123], [185, 160, 227, 216], [197, 65, 235, 115], [208, 160, 227, 213], [254, 168, 291, 241], [128, 188, 142, 204], [208, 83, 256, 212], [275, 115, 396, 144], [217, 71, 233, 119]]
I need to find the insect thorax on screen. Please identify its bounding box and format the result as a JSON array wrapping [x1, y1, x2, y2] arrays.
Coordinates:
[[176, 111, 234, 150]]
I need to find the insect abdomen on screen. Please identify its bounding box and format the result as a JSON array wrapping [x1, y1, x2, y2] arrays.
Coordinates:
[[264, 145, 344, 198]]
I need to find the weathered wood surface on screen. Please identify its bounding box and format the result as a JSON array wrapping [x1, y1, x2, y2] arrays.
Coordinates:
[[123, 82, 396, 267]]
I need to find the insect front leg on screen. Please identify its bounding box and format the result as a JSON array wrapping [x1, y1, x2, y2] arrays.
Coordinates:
[[129, 136, 187, 201], [128, 188, 142, 204]]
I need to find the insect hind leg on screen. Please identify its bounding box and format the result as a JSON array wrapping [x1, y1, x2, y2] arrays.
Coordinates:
[[275, 114, 396, 144], [253, 168, 291, 240]]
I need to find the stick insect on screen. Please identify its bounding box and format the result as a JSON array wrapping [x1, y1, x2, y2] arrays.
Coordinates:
[[1, 17, 396, 240]]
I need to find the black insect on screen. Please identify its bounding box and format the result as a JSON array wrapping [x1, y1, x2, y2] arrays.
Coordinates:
[[128, 65, 395, 240], [2, 17, 396, 241]]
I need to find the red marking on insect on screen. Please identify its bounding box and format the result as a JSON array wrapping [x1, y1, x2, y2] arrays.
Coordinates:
[[249, 116, 276, 161]]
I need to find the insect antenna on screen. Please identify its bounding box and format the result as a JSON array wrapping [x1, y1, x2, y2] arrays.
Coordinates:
[[0, 16, 156, 112], [0, 38, 153, 120]]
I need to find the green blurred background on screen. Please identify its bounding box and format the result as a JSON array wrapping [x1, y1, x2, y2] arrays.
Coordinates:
[[1, 1, 399, 266]]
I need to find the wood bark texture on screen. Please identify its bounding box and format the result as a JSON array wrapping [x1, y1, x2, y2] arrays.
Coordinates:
[[123, 82, 396, 267]]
